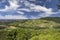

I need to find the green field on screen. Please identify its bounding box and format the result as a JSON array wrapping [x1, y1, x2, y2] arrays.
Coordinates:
[[0, 17, 60, 40]]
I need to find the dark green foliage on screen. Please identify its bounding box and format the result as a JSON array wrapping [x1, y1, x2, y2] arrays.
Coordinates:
[[0, 17, 60, 40], [0, 28, 60, 40], [40, 17, 60, 23], [7, 29, 17, 40]]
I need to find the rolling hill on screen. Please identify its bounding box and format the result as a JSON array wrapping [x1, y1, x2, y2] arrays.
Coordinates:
[[0, 17, 60, 40], [0, 17, 60, 29], [4, 17, 60, 29]]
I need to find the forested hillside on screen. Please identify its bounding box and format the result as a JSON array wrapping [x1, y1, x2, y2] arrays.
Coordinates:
[[3, 17, 60, 28], [0, 17, 60, 40]]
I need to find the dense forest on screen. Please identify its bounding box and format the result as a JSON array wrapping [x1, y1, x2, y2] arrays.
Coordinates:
[[0, 17, 60, 40]]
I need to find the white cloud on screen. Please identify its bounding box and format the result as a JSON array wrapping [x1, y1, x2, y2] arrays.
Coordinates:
[[0, 15, 28, 19], [0, 0, 19, 11], [23, 1, 52, 13], [8, 0, 20, 10], [0, 0, 59, 19], [0, 0, 52, 13], [0, 6, 9, 11], [29, 0, 36, 1], [17, 8, 31, 12], [0, 0, 27, 15], [30, 5, 52, 13], [16, 11, 24, 14], [24, 2, 53, 17]]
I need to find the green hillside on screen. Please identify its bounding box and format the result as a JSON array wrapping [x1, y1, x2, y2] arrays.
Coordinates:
[[6, 17, 60, 29], [0, 17, 60, 40]]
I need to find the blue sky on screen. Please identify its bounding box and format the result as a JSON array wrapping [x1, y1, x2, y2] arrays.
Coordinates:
[[0, 0, 60, 19]]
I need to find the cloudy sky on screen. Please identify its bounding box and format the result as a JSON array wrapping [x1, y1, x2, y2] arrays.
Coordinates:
[[0, 0, 60, 19]]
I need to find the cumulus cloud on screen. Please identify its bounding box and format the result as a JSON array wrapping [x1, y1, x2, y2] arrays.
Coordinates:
[[30, 11, 60, 19], [0, 0, 19, 11], [23, 1, 52, 13], [23, 2, 54, 18], [29, 4, 52, 13], [0, 0, 59, 19], [17, 8, 31, 12], [0, 15, 28, 19], [0, 0, 24, 14]]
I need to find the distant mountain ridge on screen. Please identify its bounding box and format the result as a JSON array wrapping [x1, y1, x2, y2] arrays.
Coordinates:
[[0, 17, 60, 22], [0, 17, 60, 29], [4, 17, 60, 28]]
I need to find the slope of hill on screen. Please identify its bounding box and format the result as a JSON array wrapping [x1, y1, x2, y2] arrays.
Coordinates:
[[0, 17, 60, 40], [5, 17, 60, 29], [0, 17, 60, 28]]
